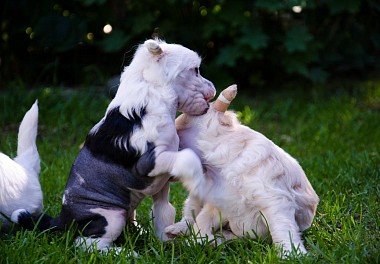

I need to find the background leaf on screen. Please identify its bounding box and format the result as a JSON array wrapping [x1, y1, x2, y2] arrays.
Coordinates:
[[98, 29, 130, 53], [284, 25, 313, 53], [1, 0, 379, 87]]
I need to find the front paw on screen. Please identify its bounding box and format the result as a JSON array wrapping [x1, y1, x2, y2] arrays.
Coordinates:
[[277, 243, 308, 259], [194, 233, 217, 246], [171, 149, 203, 179], [165, 221, 190, 238]]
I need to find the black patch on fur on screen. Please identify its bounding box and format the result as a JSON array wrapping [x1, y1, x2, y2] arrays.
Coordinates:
[[14, 209, 107, 238], [133, 142, 156, 177], [76, 213, 107, 238], [84, 106, 147, 168], [15, 211, 54, 231]]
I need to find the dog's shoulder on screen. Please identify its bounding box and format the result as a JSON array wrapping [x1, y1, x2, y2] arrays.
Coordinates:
[[84, 106, 148, 168]]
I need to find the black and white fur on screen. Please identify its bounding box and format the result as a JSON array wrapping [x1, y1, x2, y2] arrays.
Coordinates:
[[12, 39, 216, 252]]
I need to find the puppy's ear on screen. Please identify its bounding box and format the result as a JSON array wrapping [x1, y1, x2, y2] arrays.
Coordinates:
[[145, 39, 163, 55]]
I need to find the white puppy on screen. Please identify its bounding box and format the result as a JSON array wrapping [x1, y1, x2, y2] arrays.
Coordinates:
[[166, 85, 319, 256], [0, 101, 42, 232]]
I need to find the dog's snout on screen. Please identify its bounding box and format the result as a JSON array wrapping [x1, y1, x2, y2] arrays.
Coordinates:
[[204, 93, 214, 102], [203, 81, 216, 102]]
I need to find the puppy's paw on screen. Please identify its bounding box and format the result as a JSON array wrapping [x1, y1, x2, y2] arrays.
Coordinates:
[[171, 149, 203, 179], [277, 243, 308, 259], [164, 221, 190, 238], [194, 233, 216, 246], [11, 209, 29, 223]]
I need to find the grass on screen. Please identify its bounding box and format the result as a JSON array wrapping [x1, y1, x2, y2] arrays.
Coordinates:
[[0, 80, 379, 263]]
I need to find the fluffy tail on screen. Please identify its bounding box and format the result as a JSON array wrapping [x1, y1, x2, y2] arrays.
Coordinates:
[[11, 209, 58, 231], [13, 101, 40, 176]]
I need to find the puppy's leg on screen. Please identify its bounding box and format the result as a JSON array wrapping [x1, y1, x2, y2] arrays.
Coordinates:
[[152, 181, 175, 241], [220, 229, 237, 242], [150, 149, 202, 178], [150, 149, 211, 197], [193, 203, 224, 245], [262, 205, 307, 256], [228, 211, 269, 240], [75, 208, 127, 253], [165, 195, 203, 237]]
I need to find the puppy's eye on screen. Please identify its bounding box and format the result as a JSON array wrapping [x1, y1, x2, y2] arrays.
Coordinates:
[[194, 67, 200, 76]]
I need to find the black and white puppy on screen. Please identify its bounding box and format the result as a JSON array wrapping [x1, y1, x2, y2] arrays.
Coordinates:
[[13, 39, 216, 252]]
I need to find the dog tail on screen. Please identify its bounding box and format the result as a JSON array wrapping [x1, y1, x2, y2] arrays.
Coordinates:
[[11, 209, 60, 232], [13, 100, 40, 176]]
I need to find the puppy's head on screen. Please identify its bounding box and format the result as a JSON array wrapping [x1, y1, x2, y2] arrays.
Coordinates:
[[124, 39, 216, 116], [176, 84, 239, 134]]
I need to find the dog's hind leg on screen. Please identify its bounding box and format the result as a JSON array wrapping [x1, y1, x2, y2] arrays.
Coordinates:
[[152, 181, 175, 241], [75, 208, 127, 253], [261, 204, 307, 257]]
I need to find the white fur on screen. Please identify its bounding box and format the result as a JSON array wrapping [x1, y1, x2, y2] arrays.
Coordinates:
[[167, 107, 319, 257], [0, 101, 42, 229]]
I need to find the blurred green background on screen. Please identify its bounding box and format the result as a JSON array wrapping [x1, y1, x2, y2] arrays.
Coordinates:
[[1, 0, 379, 90], [1, 2, 380, 262]]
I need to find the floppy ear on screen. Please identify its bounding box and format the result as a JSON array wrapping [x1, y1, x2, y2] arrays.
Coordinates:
[[144, 39, 163, 56]]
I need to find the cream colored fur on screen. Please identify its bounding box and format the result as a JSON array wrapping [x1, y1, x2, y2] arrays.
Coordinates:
[[166, 106, 319, 257]]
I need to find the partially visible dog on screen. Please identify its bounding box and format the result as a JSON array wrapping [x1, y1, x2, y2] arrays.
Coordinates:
[[165, 85, 319, 256], [13, 39, 216, 252], [0, 101, 41, 232]]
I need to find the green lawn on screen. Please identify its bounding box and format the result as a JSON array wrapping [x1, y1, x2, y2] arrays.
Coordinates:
[[0, 80, 379, 263]]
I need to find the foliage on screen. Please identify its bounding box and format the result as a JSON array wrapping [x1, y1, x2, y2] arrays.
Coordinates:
[[1, 0, 380, 88], [0, 80, 379, 262]]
